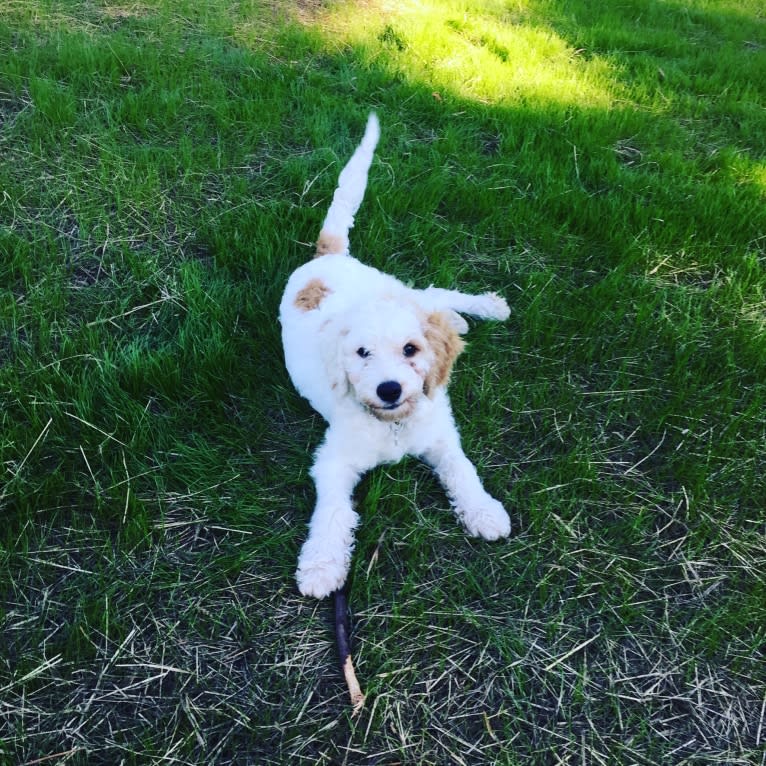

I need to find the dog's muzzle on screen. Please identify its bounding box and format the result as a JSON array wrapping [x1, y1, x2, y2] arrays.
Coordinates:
[[366, 380, 418, 421], [376, 380, 402, 405]]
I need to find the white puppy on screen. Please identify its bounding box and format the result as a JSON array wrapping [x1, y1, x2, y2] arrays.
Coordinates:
[[280, 114, 511, 599]]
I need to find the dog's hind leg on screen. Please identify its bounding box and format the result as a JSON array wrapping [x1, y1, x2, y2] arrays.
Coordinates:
[[420, 287, 511, 323]]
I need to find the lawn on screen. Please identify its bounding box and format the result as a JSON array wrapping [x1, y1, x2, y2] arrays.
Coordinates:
[[1, 0, 765, 763]]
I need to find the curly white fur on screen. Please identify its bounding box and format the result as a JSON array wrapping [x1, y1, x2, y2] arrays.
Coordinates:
[[280, 114, 511, 599]]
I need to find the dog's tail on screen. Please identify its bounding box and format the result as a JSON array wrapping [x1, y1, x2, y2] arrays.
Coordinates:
[[315, 113, 380, 257]]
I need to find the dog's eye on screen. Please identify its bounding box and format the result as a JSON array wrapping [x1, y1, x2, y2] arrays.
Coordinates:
[[403, 343, 419, 358], [357, 347, 371, 359]]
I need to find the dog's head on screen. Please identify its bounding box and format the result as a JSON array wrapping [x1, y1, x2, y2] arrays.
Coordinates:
[[330, 297, 465, 421]]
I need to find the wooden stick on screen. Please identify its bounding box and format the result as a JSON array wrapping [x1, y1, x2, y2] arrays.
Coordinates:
[[333, 587, 365, 714]]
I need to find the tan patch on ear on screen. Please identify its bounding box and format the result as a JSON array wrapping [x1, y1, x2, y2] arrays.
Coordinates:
[[315, 230, 347, 258], [294, 278, 333, 312], [424, 312, 465, 396]]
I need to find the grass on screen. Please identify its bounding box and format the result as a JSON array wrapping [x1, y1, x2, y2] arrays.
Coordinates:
[[1, 0, 765, 762]]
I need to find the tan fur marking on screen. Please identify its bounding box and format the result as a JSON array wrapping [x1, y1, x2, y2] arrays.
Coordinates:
[[424, 312, 465, 396], [315, 230, 347, 258], [294, 278, 333, 312]]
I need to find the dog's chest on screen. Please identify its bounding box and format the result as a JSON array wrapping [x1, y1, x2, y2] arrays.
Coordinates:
[[356, 412, 437, 466]]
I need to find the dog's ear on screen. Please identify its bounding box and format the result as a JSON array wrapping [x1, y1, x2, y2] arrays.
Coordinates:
[[423, 311, 465, 396], [318, 320, 351, 396]]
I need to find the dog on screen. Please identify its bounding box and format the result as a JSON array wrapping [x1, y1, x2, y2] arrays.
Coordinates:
[[280, 113, 511, 599]]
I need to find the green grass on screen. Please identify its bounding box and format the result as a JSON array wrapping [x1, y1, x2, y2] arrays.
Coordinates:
[[1, 0, 765, 762]]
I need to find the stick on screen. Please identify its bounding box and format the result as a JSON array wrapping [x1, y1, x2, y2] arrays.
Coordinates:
[[333, 587, 365, 714]]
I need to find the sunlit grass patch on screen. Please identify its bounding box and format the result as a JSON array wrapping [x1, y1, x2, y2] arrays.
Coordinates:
[[739, 155, 766, 193], [311, 0, 616, 108]]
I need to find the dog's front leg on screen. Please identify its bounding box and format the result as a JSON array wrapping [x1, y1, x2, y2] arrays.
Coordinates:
[[296, 436, 366, 599], [423, 435, 511, 541]]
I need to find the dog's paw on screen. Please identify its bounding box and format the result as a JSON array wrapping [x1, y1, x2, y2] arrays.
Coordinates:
[[296, 543, 349, 599], [459, 496, 511, 540], [480, 292, 511, 321], [445, 310, 470, 335]]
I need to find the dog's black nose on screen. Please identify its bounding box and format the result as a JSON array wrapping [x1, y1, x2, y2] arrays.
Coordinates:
[[376, 380, 402, 404]]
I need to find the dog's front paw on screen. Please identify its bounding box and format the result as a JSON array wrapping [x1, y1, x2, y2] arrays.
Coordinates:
[[480, 292, 511, 321], [459, 496, 511, 540], [296, 541, 349, 599]]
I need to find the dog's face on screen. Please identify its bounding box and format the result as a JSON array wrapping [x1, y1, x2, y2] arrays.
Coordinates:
[[335, 299, 464, 421]]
